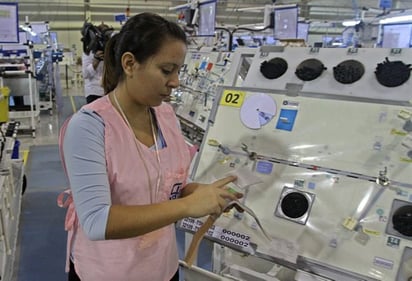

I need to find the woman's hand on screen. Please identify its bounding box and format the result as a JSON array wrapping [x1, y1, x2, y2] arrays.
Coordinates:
[[182, 176, 243, 218]]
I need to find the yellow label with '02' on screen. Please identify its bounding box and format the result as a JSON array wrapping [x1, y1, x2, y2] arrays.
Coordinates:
[[220, 90, 245, 107]]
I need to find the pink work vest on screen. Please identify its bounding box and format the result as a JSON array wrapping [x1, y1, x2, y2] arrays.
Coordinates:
[[59, 96, 191, 281]]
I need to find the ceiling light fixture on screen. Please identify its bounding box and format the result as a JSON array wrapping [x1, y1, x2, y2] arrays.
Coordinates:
[[379, 15, 412, 24], [342, 20, 361, 27]]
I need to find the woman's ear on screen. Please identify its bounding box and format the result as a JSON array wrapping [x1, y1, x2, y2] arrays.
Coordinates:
[[121, 52, 136, 78]]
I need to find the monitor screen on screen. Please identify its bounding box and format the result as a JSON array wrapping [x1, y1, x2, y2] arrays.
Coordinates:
[[297, 22, 309, 41], [342, 27, 356, 47], [381, 23, 412, 48], [198, 0, 216, 37], [30, 22, 48, 34], [29, 22, 49, 44], [0, 3, 19, 43], [177, 8, 194, 26], [273, 5, 298, 39], [49, 31, 58, 45]]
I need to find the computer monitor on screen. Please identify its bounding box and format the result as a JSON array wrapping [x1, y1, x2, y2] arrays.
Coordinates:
[[177, 7, 195, 27], [29, 22, 49, 44], [273, 5, 298, 39], [198, 0, 216, 37], [297, 22, 309, 41], [342, 26, 356, 47], [49, 31, 58, 45], [30, 22, 48, 34], [0, 3, 19, 43], [381, 23, 412, 48]]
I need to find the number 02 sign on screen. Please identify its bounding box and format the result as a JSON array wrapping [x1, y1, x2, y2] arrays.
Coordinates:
[[219, 90, 245, 107]]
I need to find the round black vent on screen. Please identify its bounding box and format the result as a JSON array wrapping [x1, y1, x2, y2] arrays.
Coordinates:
[[295, 58, 327, 81], [375, 57, 412, 88], [260, 57, 288, 79], [280, 192, 309, 219], [333, 59, 365, 84], [393, 205, 412, 236]]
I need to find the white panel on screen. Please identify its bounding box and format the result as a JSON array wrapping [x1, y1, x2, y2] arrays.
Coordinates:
[[181, 47, 412, 280], [243, 47, 412, 103]]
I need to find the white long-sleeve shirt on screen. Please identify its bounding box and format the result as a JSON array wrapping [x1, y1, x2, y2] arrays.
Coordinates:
[[82, 52, 104, 98]]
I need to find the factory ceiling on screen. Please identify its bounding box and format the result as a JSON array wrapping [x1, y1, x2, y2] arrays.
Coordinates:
[[11, 0, 412, 31]]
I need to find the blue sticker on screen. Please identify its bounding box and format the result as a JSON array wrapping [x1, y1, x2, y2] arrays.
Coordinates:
[[276, 109, 298, 131], [256, 161, 273, 174], [379, 0, 392, 9], [114, 14, 127, 22], [308, 182, 316, 189]]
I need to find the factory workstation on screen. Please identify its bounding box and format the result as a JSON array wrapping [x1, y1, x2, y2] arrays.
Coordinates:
[[2, 0, 412, 280]]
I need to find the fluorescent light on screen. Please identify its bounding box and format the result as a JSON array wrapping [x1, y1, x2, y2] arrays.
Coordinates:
[[235, 6, 265, 12], [342, 20, 360, 27], [168, 3, 190, 11], [234, 23, 266, 29], [379, 15, 412, 24], [169, 0, 214, 11], [310, 21, 336, 28]]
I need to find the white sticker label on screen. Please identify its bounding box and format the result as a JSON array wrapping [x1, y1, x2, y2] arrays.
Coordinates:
[[210, 226, 251, 248], [180, 218, 252, 250], [180, 218, 203, 231], [373, 256, 394, 270]]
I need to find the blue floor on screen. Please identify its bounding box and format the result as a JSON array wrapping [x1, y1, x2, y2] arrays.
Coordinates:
[[16, 144, 68, 281], [14, 96, 85, 281]]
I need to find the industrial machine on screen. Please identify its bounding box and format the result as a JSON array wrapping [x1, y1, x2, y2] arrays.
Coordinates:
[[179, 46, 412, 281]]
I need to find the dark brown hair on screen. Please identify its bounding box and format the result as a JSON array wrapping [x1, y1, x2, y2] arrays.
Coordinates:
[[102, 12, 187, 94]]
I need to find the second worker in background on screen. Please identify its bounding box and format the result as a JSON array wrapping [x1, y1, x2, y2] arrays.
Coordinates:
[[81, 23, 113, 104]]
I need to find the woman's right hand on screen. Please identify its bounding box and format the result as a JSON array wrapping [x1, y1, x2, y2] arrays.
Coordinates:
[[183, 176, 242, 218]]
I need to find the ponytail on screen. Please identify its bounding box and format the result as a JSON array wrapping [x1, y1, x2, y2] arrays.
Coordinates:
[[102, 33, 121, 94]]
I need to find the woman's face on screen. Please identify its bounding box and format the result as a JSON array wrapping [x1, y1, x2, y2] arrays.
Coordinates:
[[128, 38, 187, 107]]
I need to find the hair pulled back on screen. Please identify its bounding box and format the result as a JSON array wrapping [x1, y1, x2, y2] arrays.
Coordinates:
[[102, 12, 187, 94]]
